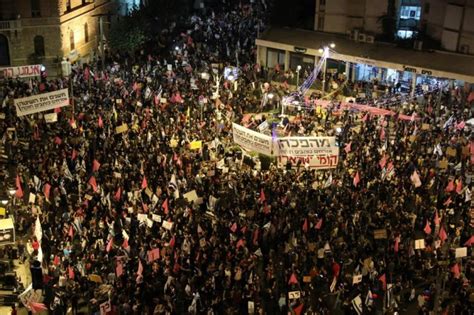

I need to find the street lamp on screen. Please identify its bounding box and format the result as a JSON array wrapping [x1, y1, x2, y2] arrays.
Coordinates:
[[61, 58, 74, 119], [320, 43, 334, 96], [296, 65, 302, 89]]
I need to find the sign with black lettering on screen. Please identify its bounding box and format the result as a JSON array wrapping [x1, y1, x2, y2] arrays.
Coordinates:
[[403, 66, 417, 73], [421, 69, 432, 76]]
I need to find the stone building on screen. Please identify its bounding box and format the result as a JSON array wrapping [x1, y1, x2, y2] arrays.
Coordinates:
[[0, 0, 117, 75]]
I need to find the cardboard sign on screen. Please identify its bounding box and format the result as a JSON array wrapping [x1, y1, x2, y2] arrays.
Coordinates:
[[421, 123, 430, 130], [146, 218, 153, 228], [288, 291, 301, 299], [415, 239, 425, 250], [28, 193, 36, 204], [303, 276, 311, 283], [455, 247, 467, 258], [446, 147, 457, 157], [162, 220, 173, 230], [152, 214, 162, 222], [183, 190, 199, 203], [99, 300, 111, 315], [44, 112, 58, 123], [88, 274, 102, 283], [116, 99, 122, 104], [439, 159, 448, 169], [115, 124, 128, 134], [352, 274, 363, 284], [137, 214, 147, 223], [374, 229, 387, 239]]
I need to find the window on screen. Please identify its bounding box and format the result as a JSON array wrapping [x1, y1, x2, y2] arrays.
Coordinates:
[[267, 48, 285, 69], [424, 3, 430, 14], [397, 30, 414, 38], [31, 0, 41, 17], [318, 16, 325, 30], [84, 23, 89, 43], [66, 0, 71, 11], [400, 6, 421, 20], [34, 35, 45, 56], [70, 30, 75, 51]]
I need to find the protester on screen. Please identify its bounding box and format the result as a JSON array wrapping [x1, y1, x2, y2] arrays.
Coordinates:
[[1, 1, 473, 314]]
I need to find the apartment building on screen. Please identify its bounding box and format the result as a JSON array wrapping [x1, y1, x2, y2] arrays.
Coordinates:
[[0, 0, 117, 75]]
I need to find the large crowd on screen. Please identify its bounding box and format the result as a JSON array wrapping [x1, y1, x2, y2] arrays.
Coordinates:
[[1, 1, 473, 314]]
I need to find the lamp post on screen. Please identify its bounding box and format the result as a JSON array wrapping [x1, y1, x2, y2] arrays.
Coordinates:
[[296, 65, 302, 89], [61, 58, 74, 119], [319, 43, 335, 96]]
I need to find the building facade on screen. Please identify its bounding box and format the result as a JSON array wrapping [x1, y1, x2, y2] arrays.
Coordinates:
[[421, 0, 474, 55], [0, 0, 117, 75]]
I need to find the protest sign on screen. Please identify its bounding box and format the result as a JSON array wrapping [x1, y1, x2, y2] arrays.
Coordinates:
[[374, 229, 387, 239], [116, 124, 128, 134], [183, 190, 199, 203], [232, 123, 274, 156], [44, 112, 58, 123], [288, 291, 301, 299], [14, 89, 69, 117], [1, 64, 41, 78], [455, 247, 467, 258], [276, 137, 339, 169], [99, 300, 111, 315], [415, 239, 425, 249], [162, 220, 174, 230], [190, 140, 202, 150]]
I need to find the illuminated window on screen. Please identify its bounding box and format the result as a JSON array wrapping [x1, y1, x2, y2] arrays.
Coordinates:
[[70, 30, 75, 51], [400, 6, 421, 20], [397, 30, 414, 38]]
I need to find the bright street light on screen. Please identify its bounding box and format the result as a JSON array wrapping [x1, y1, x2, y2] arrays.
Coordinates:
[[296, 65, 302, 71], [330, 43, 336, 49]]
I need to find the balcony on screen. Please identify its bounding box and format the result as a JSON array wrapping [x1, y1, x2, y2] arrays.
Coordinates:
[[0, 20, 21, 31]]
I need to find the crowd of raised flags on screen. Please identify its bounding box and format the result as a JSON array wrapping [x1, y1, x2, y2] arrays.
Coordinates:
[[1, 0, 473, 314]]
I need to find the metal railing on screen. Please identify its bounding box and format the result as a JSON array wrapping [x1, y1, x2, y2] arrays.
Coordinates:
[[0, 20, 21, 31]]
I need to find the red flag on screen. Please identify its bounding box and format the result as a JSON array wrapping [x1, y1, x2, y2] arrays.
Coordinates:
[[464, 235, 474, 247], [137, 259, 143, 276], [68, 266, 74, 279], [379, 155, 387, 169], [236, 239, 244, 249], [353, 171, 360, 187], [424, 220, 432, 234], [141, 176, 148, 189], [362, 113, 369, 121], [451, 263, 460, 279], [439, 227, 447, 243], [230, 222, 237, 233], [54, 136, 62, 145], [288, 273, 298, 285], [114, 187, 122, 201], [455, 180, 462, 194], [116, 261, 123, 277], [445, 180, 454, 192], [53, 255, 60, 266], [293, 304, 304, 315], [142, 202, 148, 212], [68, 225, 74, 238], [259, 188, 266, 203], [88, 176, 98, 192], [315, 218, 323, 230], [15, 175, 24, 198], [332, 261, 341, 278], [394, 236, 400, 253], [122, 238, 129, 249], [443, 197, 452, 206], [380, 128, 385, 141], [344, 142, 352, 154], [169, 235, 176, 248], [98, 115, 104, 128], [379, 274, 386, 290], [162, 198, 169, 215], [92, 159, 101, 172], [106, 238, 113, 252], [43, 183, 51, 200], [84, 67, 90, 81], [302, 218, 308, 233], [434, 210, 440, 226]]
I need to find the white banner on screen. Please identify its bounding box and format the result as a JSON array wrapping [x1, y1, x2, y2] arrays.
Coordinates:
[[277, 136, 339, 169], [1, 64, 42, 78], [232, 123, 274, 156], [14, 89, 69, 117]]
